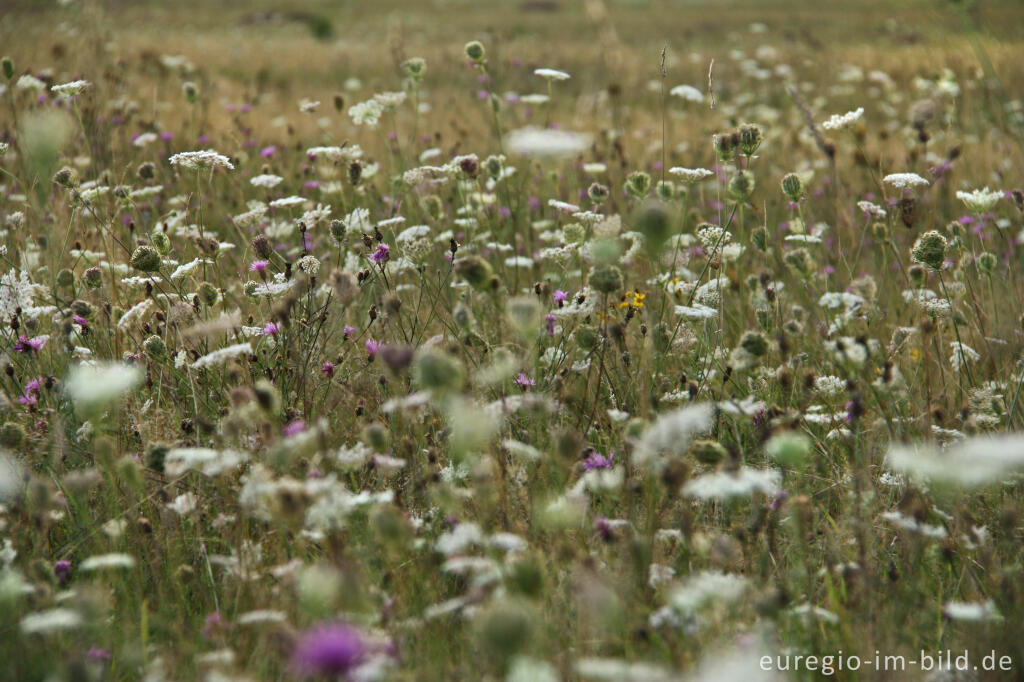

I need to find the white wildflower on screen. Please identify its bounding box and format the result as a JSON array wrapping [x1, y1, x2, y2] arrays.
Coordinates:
[[683, 467, 781, 499], [956, 187, 1003, 213], [506, 127, 591, 157], [169, 150, 234, 171], [821, 107, 864, 130]]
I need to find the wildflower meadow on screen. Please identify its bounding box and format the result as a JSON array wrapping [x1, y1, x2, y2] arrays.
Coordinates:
[[2, 0, 1024, 679]]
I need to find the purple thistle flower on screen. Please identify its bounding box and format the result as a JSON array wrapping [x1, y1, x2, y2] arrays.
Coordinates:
[[515, 373, 535, 388], [260, 145, 277, 158], [262, 322, 280, 336], [290, 622, 367, 679], [582, 450, 614, 471], [545, 313, 556, 335], [283, 419, 307, 437], [19, 378, 43, 406], [54, 560, 72, 586], [369, 243, 390, 265], [250, 259, 269, 273], [14, 335, 47, 353], [553, 290, 568, 304], [365, 339, 381, 357], [343, 325, 356, 338], [321, 361, 335, 379]]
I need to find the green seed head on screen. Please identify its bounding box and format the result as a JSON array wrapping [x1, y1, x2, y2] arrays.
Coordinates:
[[588, 264, 624, 294], [910, 230, 947, 271], [781, 173, 803, 201], [130, 245, 161, 272], [464, 40, 486, 65]]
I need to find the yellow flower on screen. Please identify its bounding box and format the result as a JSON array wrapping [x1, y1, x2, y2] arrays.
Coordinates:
[[618, 290, 646, 309]]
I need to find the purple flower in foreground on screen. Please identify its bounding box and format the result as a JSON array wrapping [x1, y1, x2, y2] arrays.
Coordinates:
[[369, 243, 390, 265], [14, 335, 47, 353], [553, 290, 568, 304], [582, 450, 614, 471], [54, 560, 72, 586], [365, 339, 381, 358], [321, 361, 335, 379], [19, 378, 43, 406], [515, 373, 535, 388], [262, 322, 280, 336], [545, 313, 556, 335], [343, 325, 356, 338], [261, 145, 276, 158], [283, 419, 306, 437], [290, 622, 367, 679], [250, 259, 269, 273]]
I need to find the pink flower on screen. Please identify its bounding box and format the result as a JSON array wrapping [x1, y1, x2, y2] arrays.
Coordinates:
[[283, 419, 307, 437], [19, 378, 43, 406], [369, 243, 390, 265], [545, 313, 556, 335], [365, 339, 381, 357], [553, 290, 568, 304], [262, 322, 280, 335], [515, 373, 535, 388], [343, 325, 356, 338], [582, 450, 614, 471], [321, 362, 335, 379], [250, 260, 269, 272], [14, 335, 47, 353]]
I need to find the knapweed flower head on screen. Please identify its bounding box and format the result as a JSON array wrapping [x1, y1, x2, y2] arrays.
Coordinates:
[[290, 621, 367, 678], [369, 243, 390, 264], [582, 450, 614, 471], [168, 150, 235, 171]]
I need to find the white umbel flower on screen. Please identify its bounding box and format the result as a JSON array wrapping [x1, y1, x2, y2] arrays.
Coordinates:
[[534, 68, 570, 81], [81, 553, 137, 571], [956, 187, 1003, 213], [683, 467, 781, 499], [506, 127, 591, 157], [669, 84, 704, 102], [821, 107, 864, 130], [51, 80, 92, 97], [169, 150, 234, 171], [669, 167, 714, 183], [20, 608, 84, 634], [65, 362, 143, 416], [882, 172, 929, 190]]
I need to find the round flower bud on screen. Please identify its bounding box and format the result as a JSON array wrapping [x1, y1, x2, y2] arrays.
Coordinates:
[[713, 131, 739, 160], [71, 299, 93, 318], [728, 171, 755, 201], [130, 245, 161, 272], [1, 57, 13, 81], [55, 268, 74, 289], [198, 282, 219, 307], [137, 161, 156, 181], [252, 234, 273, 258], [766, 431, 812, 467], [454, 255, 494, 290], [780, 173, 803, 201], [655, 180, 675, 200], [738, 123, 763, 157], [576, 324, 599, 351], [739, 331, 769, 357], [182, 81, 199, 104], [151, 230, 171, 255], [243, 280, 259, 297], [83, 267, 103, 289], [361, 422, 390, 452], [783, 248, 815, 277], [624, 171, 651, 199], [464, 40, 486, 64], [53, 166, 75, 188], [908, 264, 927, 287], [484, 155, 503, 179], [691, 439, 727, 465], [751, 226, 768, 251], [402, 57, 427, 80], [143, 334, 168, 361], [587, 182, 609, 202], [413, 348, 464, 393], [910, 230, 947, 271], [588, 264, 624, 294], [562, 222, 585, 244], [976, 251, 997, 274]]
